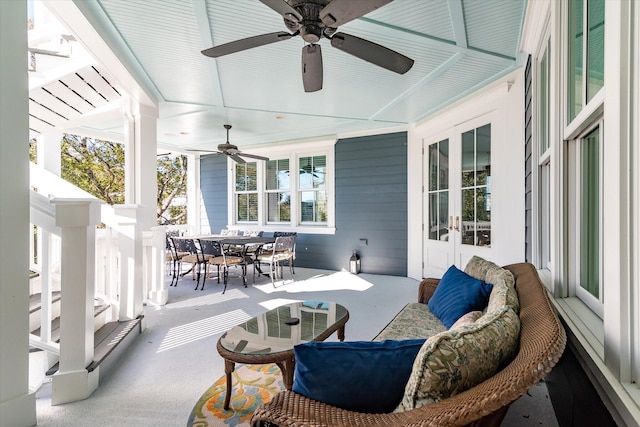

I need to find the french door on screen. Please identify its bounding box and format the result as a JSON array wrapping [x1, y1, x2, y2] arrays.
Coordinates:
[[423, 118, 493, 277]]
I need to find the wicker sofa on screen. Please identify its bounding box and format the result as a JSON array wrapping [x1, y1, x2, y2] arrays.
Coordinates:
[[251, 262, 566, 427]]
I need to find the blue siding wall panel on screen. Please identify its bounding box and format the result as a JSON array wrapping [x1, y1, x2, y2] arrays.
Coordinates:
[[199, 132, 409, 276], [200, 154, 229, 234]]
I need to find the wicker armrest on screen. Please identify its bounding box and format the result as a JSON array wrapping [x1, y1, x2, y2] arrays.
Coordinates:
[[418, 278, 440, 304]]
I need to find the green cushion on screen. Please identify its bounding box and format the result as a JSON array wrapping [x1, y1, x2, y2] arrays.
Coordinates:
[[395, 305, 520, 412]]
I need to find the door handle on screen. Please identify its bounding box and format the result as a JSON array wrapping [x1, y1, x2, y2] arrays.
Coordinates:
[[448, 216, 453, 230], [455, 216, 460, 232]]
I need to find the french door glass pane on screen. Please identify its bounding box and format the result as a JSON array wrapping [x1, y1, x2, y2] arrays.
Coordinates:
[[587, 0, 605, 102], [439, 192, 449, 240], [568, 0, 584, 121], [460, 125, 491, 247], [439, 141, 449, 189], [579, 127, 599, 298], [428, 139, 449, 241], [461, 189, 475, 245]]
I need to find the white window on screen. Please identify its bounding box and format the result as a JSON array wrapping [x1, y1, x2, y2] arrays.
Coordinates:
[[230, 140, 335, 234], [299, 155, 327, 224], [567, 123, 603, 317], [235, 162, 258, 222], [265, 159, 291, 223], [537, 37, 552, 270], [564, 0, 605, 316]]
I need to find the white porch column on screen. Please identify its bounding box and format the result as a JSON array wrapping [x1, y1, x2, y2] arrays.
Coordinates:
[[50, 199, 102, 405], [0, 1, 37, 425], [114, 205, 145, 321], [123, 100, 158, 231], [187, 154, 202, 234], [36, 131, 62, 175], [147, 226, 168, 305]]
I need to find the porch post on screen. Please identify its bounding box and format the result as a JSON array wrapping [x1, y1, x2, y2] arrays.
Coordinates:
[[36, 131, 62, 175], [187, 154, 202, 234], [147, 226, 168, 305], [0, 0, 37, 424], [123, 99, 158, 232], [114, 205, 145, 321], [50, 198, 102, 405]]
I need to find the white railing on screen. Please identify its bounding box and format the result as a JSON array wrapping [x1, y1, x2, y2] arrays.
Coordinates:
[[28, 163, 167, 403]]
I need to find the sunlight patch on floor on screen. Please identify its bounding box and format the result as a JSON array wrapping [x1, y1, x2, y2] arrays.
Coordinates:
[[254, 271, 373, 294], [259, 298, 303, 311], [157, 309, 252, 353], [164, 288, 250, 310]]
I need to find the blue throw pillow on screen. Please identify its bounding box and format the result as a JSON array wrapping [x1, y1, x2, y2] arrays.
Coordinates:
[[292, 339, 426, 413], [427, 265, 493, 328]]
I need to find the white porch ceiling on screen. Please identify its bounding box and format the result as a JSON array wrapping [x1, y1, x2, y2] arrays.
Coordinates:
[[37, 0, 528, 152]]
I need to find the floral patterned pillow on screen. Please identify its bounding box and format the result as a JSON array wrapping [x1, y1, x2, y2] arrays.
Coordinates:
[[395, 306, 520, 412], [449, 310, 483, 330], [465, 256, 519, 313]]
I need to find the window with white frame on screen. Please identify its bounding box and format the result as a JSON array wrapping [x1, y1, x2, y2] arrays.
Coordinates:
[[299, 155, 327, 224], [235, 162, 258, 222], [265, 159, 291, 223], [564, 0, 605, 316], [567, 0, 605, 122], [230, 141, 335, 232], [538, 37, 552, 270]]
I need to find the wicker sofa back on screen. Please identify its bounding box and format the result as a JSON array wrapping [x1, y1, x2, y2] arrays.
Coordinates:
[[251, 262, 566, 427]]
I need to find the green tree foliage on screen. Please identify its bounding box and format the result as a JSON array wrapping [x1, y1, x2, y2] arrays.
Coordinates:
[[61, 134, 125, 205], [157, 154, 187, 225], [59, 134, 187, 225]]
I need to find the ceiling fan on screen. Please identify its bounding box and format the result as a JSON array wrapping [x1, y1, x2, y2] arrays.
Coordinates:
[[186, 125, 269, 164], [201, 0, 414, 92]]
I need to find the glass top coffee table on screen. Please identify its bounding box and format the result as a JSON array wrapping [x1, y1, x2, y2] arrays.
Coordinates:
[[216, 301, 349, 409]]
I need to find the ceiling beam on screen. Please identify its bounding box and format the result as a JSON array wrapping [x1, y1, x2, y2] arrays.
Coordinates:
[[191, 0, 224, 106], [448, 0, 468, 48], [48, 0, 157, 106]]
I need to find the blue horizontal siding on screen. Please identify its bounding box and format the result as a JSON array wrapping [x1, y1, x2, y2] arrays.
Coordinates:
[[199, 132, 409, 276]]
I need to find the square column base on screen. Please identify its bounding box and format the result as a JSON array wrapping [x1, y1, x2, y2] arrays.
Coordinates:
[[0, 391, 36, 427], [148, 289, 168, 306], [51, 369, 99, 405]]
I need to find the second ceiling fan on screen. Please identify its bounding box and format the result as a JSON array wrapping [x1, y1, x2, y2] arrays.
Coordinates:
[[201, 0, 414, 92], [187, 125, 269, 164]]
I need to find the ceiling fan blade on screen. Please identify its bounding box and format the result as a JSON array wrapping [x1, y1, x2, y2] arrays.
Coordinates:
[[320, 0, 393, 27], [330, 32, 414, 74], [259, 0, 302, 23], [229, 154, 246, 164], [239, 153, 270, 161], [185, 148, 222, 154], [301, 44, 323, 92], [201, 31, 294, 58]]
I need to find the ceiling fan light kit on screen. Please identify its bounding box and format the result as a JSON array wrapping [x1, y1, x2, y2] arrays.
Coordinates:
[[186, 125, 269, 164], [201, 0, 414, 92]]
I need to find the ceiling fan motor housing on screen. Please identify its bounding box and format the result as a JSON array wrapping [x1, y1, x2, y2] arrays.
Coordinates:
[[285, 0, 333, 42]]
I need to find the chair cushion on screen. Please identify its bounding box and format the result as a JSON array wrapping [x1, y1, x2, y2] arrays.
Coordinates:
[[427, 265, 493, 328], [292, 339, 426, 413], [396, 306, 520, 412], [373, 303, 446, 341]]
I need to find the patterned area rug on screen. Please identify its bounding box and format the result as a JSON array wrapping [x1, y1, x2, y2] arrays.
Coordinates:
[[188, 363, 284, 427]]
